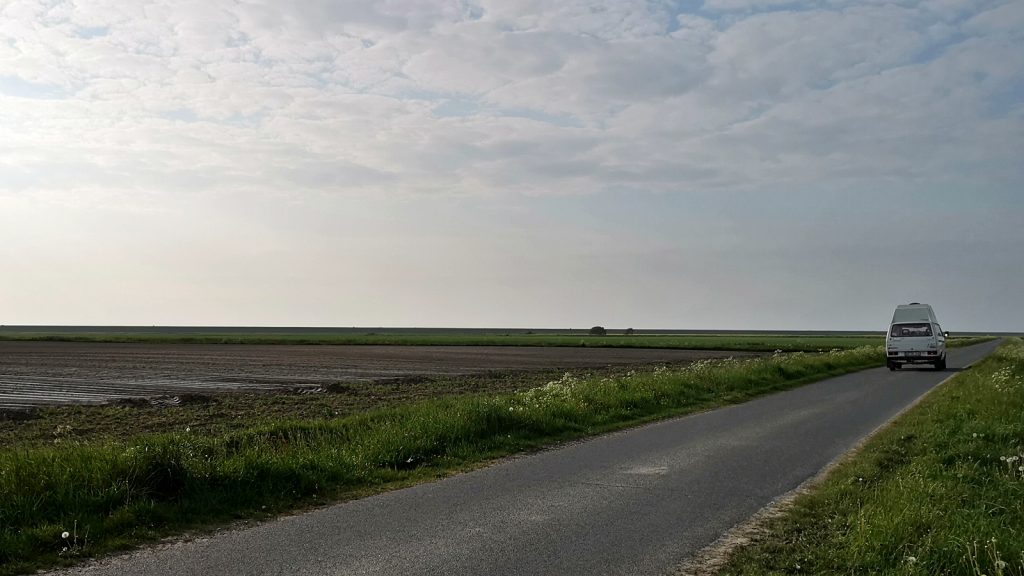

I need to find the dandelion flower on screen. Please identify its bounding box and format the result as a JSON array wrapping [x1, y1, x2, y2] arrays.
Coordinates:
[[61, 531, 70, 539], [906, 556, 917, 564]]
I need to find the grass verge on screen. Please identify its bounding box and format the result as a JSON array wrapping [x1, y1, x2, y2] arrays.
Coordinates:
[[719, 338, 1024, 575], [0, 347, 889, 574]]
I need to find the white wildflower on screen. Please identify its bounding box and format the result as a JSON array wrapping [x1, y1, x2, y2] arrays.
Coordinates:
[[61, 531, 70, 539]]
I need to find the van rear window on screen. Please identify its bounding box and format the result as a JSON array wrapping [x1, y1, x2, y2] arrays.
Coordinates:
[[890, 323, 932, 337]]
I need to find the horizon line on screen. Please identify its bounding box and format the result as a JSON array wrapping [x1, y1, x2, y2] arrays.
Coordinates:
[[1, 325, 1018, 336]]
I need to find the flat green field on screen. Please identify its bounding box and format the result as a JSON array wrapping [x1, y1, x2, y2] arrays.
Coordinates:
[[0, 331, 888, 351], [0, 329, 995, 353]]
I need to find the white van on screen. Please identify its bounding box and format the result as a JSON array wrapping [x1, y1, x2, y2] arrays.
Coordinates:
[[886, 303, 948, 370]]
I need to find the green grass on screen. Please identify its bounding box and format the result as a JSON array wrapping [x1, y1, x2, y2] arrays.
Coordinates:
[[0, 346, 890, 574], [720, 338, 1024, 576], [0, 331, 994, 353], [0, 331, 892, 351]]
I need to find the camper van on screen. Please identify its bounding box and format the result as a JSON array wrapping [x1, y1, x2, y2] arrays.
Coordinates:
[[886, 303, 948, 370]]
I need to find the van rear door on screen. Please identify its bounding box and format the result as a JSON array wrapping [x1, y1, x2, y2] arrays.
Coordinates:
[[889, 323, 933, 356]]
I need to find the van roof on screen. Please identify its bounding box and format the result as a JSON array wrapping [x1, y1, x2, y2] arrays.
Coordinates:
[[891, 303, 938, 324]]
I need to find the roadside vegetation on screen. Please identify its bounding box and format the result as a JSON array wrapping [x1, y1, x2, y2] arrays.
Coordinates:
[[720, 338, 1024, 576], [0, 346, 891, 574]]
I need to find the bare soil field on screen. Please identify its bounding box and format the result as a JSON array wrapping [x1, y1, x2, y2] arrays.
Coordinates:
[[0, 341, 751, 410]]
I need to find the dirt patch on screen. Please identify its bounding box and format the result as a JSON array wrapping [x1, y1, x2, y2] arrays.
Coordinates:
[[0, 408, 38, 422]]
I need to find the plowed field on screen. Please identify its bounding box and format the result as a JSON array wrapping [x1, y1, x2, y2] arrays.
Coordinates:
[[0, 342, 750, 409]]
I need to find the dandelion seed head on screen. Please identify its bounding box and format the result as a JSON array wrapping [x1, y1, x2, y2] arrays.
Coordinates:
[[61, 531, 70, 539]]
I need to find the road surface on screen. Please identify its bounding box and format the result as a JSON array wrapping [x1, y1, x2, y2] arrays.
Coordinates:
[[50, 341, 1000, 576]]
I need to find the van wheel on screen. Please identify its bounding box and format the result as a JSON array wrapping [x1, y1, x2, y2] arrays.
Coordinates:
[[887, 362, 898, 371], [935, 357, 947, 371]]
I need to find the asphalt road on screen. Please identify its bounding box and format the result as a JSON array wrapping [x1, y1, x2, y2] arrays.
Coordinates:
[[53, 341, 1000, 576]]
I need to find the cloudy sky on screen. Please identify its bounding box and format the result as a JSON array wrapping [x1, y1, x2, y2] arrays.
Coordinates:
[[1, 0, 1022, 331]]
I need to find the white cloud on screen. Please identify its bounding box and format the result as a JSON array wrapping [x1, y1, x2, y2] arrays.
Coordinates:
[[3, 0, 1018, 204], [964, 0, 1024, 35], [0, 0, 1021, 328]]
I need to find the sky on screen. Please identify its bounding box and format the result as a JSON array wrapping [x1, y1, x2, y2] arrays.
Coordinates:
[[1, 0, 1022, 331]]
